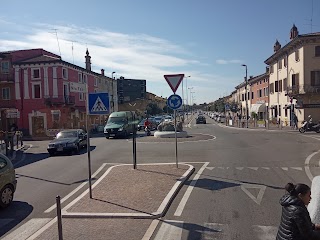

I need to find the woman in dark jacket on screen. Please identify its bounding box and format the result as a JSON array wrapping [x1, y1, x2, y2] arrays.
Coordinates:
[[277, 182, 320, 240]]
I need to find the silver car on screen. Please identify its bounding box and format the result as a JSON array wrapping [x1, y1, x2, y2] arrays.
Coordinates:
[[0, 153, 17, 208]]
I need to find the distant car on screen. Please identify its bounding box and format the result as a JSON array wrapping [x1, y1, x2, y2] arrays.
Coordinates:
[[154, 116, 164, 125], [196, 115, 206, 124], [164, 116, 174, 122], [0, 153, 17, 208], [47, 129, 87, 156]]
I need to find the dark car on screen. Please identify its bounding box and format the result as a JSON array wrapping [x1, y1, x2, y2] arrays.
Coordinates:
[[196, 116, 206, 124], [47, 129, 87, 156]]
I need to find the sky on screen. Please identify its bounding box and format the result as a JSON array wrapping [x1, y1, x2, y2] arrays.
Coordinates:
[[1, 0, 319, 104]]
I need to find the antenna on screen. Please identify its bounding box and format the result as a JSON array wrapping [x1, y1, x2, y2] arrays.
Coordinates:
[[52, 29, 62, 57], [311, 0, 313, 32]]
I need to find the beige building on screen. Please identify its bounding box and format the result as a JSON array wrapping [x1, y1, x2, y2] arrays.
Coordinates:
[[265, 25, 320, 126]]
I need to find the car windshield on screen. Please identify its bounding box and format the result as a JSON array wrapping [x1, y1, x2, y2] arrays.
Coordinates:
[[107, 117, 127, 125], [56, 131, 78, 139]]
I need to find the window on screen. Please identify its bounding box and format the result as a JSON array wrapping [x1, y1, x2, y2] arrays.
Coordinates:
[[32, 68, 40, 79], [315, 46, 320, 57], [278, 60, 282, 69], [242, 94, 244, 101], [311, 71, 320, 86], [2, 87, 10, 100], [259, 89, 262, 98], [62, 68, 68, 79], [295, 50, 299, 61], [266, 86, 269, 95], [79, 92, 84, 101], [94, 78, 98, 86], [0, 157, 7, 170], [292, 73, 299, 86], [283, 78, 287, 91], [1, 61, 10, 73], [251, 92, 254, 100], [284, 57, 287, 67], [78, 73, 82, 83], [279, 80, 282, 92], [83, 75, 87, 84], [270, 83, 274, 94], [278, 105, 281, 116], [275, 81, 279, 92], [33, 84, 41, 99]]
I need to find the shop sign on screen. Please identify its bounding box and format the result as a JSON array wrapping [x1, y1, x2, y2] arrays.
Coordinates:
[[6, 109, 20, 118]]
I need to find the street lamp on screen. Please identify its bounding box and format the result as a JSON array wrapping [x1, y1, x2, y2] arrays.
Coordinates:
[[241, 64, 249, 128], [182, 75, 190, 121]]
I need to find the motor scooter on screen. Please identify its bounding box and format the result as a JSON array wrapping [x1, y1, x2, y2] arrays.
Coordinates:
[[299, 120, 320, 133], [144, 126, 151, 136]]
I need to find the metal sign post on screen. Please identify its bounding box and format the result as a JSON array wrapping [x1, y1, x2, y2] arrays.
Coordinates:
[[86, 87, 93, 199], [174, 109, 178, 168]]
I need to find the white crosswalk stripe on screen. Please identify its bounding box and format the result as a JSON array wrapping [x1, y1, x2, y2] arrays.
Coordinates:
[[1, 218, 52, 240], [205, 166, 304, 171], [153, 221, 277, 240]]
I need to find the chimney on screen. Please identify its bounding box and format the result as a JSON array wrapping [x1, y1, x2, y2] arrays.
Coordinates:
[[101, 69, 105, 76], [274, 40, 281, 52]]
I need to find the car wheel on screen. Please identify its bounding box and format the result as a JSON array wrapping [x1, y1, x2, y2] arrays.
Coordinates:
[[0, 185, 14, 208], [74, 144, 80, 154], [48, 151, 55, 156], [299, 127, 306, 133]]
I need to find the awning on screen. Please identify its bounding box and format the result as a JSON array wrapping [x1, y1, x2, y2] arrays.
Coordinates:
[[250, 103, 266, 113]]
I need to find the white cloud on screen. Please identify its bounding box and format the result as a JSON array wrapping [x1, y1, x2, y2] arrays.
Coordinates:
[[0, 20, 235, 103], [216, 59, 242, 65]]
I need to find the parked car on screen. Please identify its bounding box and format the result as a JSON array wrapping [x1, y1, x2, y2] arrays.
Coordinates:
[[154, 116, 164, 125], [164, 115, 174, 122], [47, 129, 87, 156], [196, 115, 207, 124], [0, 153, 17, 208]]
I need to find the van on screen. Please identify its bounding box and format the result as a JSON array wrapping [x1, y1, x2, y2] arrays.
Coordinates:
[[104, 111, 136, 139]]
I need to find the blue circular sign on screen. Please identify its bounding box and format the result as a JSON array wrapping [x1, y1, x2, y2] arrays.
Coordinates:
[[167, 94, 182, 110]]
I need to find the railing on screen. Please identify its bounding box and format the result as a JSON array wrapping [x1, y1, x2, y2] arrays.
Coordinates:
[[286, 84, 320, 95], [44, 95, 75, 106], [0, 73, 14, 82]]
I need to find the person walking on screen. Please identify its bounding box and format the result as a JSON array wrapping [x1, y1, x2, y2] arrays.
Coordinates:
[[276, 182, 320, 240], [292, 113, 298, 130]]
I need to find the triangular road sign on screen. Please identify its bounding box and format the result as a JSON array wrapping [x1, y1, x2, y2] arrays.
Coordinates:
[[164, 74, 185, 93], [241, 184, 266, 205], [91, 96, 108, 112]]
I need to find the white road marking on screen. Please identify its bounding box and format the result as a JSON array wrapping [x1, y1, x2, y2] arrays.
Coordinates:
[[248, 167, 259, 170], [305, 150, 320, 181], [2, 218, 52, 240], [281, 167, 288, 171], [142, 219, 160, 240], [252, 225, 278, 240], [241, 184, 267, 205], [153, 220, 183, 240], [44, 163, 107, 213], [291, 167, 303, 171], [206, 167, 215, 170], [174, 162, 209, 216], [27, 218, 57, 240], [236, 167, 244, 170], [261, 167, 270, 170]]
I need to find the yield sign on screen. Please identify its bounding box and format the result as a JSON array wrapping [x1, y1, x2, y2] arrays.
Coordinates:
[[164, 74, 185, 93]]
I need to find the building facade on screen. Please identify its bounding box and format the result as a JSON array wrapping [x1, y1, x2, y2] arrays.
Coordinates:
[[265, 25, 320, 126], [0, 48, 118, 137]]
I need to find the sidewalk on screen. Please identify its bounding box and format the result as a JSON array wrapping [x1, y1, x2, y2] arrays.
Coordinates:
[[28, 163, 195, 240]]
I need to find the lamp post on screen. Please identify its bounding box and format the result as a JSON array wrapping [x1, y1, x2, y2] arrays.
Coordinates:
[[182, 75, 190, 121], [190, 91, 195, 115], [241, 64, 249, 128], [111, 71, 116, 112]]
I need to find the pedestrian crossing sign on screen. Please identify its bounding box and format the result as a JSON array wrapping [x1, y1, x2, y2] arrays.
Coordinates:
[[88, 93, 109, 115]]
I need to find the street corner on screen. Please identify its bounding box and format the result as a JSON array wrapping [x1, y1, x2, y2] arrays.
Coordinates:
[[61, 163, 195, 219], [129, 133, 216, 143]]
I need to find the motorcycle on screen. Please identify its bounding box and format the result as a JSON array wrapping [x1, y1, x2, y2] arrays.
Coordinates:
[[299, 120, 320, 133], [144, 126, 151, 136]]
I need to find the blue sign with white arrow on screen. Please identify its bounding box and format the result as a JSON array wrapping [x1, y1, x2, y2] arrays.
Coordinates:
[[88, 93, 109, 115], [167, 94, 182, 110]]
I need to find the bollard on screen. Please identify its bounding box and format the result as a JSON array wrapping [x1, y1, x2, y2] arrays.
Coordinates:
[[56, 195, 63, 240]]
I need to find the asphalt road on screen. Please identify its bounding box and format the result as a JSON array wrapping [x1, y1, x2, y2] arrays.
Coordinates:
[[1, 114, 320, 239]]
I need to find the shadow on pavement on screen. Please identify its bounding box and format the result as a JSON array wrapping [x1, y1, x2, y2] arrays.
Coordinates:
[[0, 201, 33, 238]]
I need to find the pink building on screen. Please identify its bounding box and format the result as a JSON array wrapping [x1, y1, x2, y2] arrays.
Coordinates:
[[0, 48, 116, 137]]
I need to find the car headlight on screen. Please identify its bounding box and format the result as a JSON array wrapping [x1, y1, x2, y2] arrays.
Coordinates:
[[67, 142, 77, 147], [118, 127, 123, 131]]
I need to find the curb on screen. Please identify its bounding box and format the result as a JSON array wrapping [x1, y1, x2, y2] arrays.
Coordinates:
[[61, 163, 195, 219]]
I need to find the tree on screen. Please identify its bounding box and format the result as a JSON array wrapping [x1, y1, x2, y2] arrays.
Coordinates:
[[163, 105, 174, 114], [146, 102, 162, 116]]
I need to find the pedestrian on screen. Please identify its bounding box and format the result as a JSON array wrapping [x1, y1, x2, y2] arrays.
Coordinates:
[[276, 182, 320, 240], [293, 113, 298, 130]]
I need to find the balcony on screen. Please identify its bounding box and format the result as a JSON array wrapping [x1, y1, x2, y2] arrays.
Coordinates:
[[0, 73, 14, 83], [286, 84, 320, 96], [44, 95, 75, 106]]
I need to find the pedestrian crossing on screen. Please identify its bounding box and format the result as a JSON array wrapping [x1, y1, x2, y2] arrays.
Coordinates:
[[0, 218, 52, 240], [153, 220, 278, 240], [205, 166, 304, 171]]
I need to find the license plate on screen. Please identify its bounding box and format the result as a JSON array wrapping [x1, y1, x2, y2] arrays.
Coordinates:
[[109, 134, 115, 137], [57, 146, 63, 151]]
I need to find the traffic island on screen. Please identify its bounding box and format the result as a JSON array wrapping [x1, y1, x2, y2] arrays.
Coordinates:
[[154, 131, 188, 138]]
